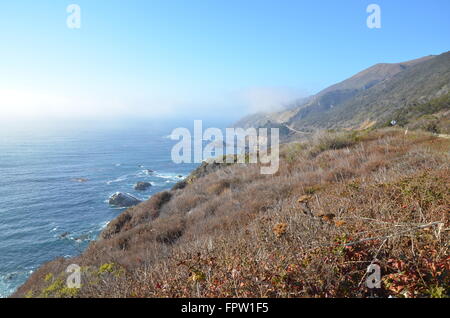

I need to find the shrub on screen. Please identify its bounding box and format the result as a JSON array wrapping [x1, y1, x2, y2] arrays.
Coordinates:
[[309, 131, 359, 157]]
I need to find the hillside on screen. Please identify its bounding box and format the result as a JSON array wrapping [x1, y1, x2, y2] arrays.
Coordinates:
[[14, 128, 449, 298], [289, 52, 450, 129], [313, 55, 435, 97], [12, 52, 450, 299], [237, 52, 450, 135]]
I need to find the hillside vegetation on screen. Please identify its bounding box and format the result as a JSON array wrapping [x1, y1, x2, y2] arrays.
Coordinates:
[[387, 93, 450, 134], [14, 128, 450, 298], [236, 52, 450, 136], [296, 52, 450, 129]]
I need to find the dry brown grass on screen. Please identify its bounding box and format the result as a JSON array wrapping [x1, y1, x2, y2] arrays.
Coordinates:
[[13, 128, 450, 298]]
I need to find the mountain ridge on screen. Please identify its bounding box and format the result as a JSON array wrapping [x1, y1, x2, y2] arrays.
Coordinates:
[[236, 52, 449, 136]]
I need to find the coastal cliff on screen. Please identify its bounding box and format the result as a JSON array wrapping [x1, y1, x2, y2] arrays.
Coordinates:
[[13, 52, 450, 298], [13, 128, 450, 298]]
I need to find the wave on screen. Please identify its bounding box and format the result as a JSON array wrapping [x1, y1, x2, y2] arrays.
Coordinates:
[[136, 169, 155, 177], [98, 220, 110, 230], [107, 170, 185, 184], [154, 172, 185, 181], [0, 269, 34, 298], [55, 231, 94, 243], [106, 175, 129, 185]]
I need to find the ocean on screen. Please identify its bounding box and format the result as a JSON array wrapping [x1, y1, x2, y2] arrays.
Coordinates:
[[0, 119, 220, 297]]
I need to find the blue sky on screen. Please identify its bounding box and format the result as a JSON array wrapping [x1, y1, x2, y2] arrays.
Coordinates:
[[0, 0, 449, 121]]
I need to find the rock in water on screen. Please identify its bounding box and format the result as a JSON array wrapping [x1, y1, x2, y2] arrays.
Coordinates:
[[109, 192, 142, 207], [58, 232, 70, 239], [134, 181, 152, 191]]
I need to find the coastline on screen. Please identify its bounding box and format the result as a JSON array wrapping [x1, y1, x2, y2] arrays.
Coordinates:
[[0, 126, 200, 298], [12, 129, 450, 298]]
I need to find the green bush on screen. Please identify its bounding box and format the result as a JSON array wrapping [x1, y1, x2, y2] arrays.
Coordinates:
[[309, 131, 359, 157]]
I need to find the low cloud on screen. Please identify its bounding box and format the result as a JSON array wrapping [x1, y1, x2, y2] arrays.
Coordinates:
[[239, 86, 306, 114], [0, 86, 306, 122]]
